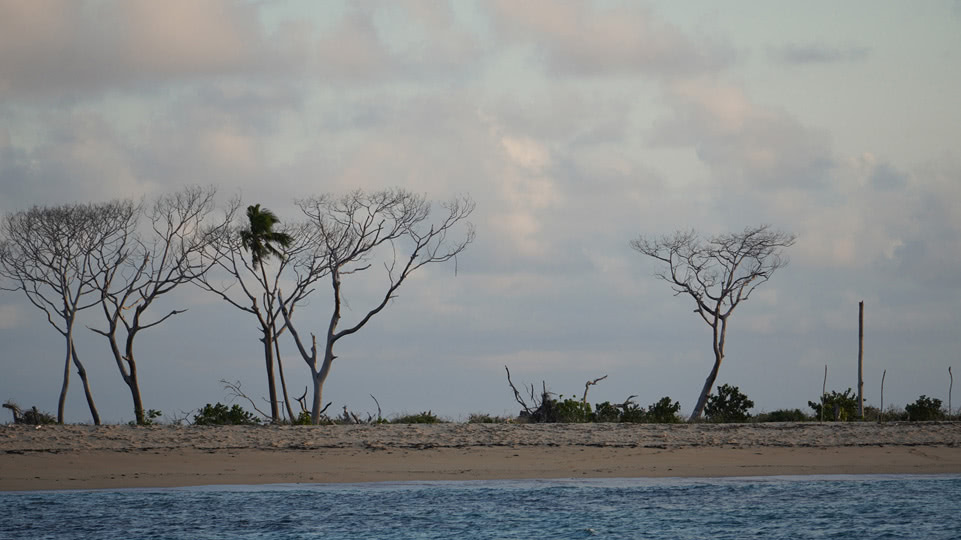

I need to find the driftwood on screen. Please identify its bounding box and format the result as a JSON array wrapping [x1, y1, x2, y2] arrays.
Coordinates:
[[582, 375, 608, 405], [3, 401, 54, 425]]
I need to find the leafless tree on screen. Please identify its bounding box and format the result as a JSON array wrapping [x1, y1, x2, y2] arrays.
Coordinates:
[[88, 187, 226, 425], [280, 189, 475, 424], [631, 225, 796, 421], [195, 198, 328, 422], [0, 201, 139, 424]]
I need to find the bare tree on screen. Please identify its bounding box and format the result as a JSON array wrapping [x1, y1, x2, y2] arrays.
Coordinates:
[[631, 225, 796, 421], [0, 201, 139, 424], [280, 189, 475, 424], [195, 198, 327, 423], [88, 187, 226, 425]]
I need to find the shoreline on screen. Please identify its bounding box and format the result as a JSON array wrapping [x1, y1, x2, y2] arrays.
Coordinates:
[[2, 423, 960, 491]]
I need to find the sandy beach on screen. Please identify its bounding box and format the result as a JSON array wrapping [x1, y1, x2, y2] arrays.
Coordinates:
[[2, 422, 960, 491]]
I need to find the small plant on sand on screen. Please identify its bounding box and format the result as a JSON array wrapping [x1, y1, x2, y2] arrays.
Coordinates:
[[193, 403, 261, 425], [130, 409, 163, 426], [391, 411, 445, 424], [809, 388, 858, 421], [467, 413, 507, 423], [592, 401, 622, 423], [704, 384, 754, 423], [754, 408, 811, 422], [554, 395, 592, 423], [646, 397, 682, 423], [905, 395, 944, 421]]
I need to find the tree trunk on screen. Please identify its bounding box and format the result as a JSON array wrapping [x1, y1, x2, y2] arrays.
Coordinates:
[[275, 340, 296, 422], [689, 320, 725, 421], [71, 340, 101, 425], [262, 329, 279, 422], [311, 373, 323, 424], [125, 352, 144, 425], [57, 336, 71, 424], [689, 355, 722, 421]]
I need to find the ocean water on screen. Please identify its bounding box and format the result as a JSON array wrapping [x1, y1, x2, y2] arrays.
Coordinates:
[[2, 475, 959, 540]]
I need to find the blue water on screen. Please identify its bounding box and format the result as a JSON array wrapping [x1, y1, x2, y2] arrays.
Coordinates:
[[2, 475, 959, 539]]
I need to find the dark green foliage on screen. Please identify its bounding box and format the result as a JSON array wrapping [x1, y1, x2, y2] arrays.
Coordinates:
[[193, 403, 261, 425], [809, 388, 858, 421], [905, 395, 944, 421], [292, 410, 314, 425], [554, 396, 592, 423], [646, 397, 682, 423], [755, 408, 811, 422], [704, 384, 754, 423], [131, 409, 163, 426], [391, 411, 445, 424], [592, 401, 622, 423], [240, 204, 293, 268], [618, 402, 648, 423], [467, 413, 506, 424]]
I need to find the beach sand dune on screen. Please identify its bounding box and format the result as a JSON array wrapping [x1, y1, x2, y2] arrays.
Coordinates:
[[2, 422, 959, 491]]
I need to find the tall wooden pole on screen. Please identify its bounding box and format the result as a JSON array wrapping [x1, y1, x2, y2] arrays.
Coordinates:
[[858, 301, 864, 419]]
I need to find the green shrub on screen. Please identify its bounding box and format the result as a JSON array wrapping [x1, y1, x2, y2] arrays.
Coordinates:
[[619, 402, 648, 423], [554, 396, 592, 423], [809, 389, 858, 421], [467, 413, 506, 423], [391, 411, 445, 424], [646, 396, 682, 423], [193, 403, 261, 425], [592, 401, 622, 423], [905, 395, 944, 421], [704, 384, 754, 423], [755, 408, 811, 422], [130, 409, 163, 426]]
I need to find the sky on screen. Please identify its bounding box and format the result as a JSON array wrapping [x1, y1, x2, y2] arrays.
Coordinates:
[[1, 0, 960, 424]]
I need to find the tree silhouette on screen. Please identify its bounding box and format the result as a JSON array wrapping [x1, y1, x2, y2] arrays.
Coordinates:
[[240, 204, 293, 268], [632, 225, 795, 421]]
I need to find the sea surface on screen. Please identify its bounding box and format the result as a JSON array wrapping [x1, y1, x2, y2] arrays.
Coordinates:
[[2, 475, 959, 539]]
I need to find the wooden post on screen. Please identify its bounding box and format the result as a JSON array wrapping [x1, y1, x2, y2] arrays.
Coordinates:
[[858, 301, 864, 419], [821, 365, 827, 423], [879, 369, 886, 424]]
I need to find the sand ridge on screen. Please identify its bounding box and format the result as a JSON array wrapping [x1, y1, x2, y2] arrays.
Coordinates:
[[2, 423, 960, 491]]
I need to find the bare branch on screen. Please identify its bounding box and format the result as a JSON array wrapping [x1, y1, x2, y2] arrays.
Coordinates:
[[582, 375, 608, 405]]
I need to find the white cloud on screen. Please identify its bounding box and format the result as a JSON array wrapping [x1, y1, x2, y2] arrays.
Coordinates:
[[490, 0, 730, 77], [0, 0, 278, 99]]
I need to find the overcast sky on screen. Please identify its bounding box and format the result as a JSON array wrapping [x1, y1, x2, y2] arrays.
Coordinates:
[[2, 1, 960, 423]]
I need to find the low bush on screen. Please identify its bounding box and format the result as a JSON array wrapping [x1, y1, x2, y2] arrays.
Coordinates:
[[646, 396, 682, 423], [754, 408, 811, 422], [809, 389, 858, 421], [554, 396, 592, 423], [592, 401, 622, 423], [193, 403, 261, 425], [704, 384, 754, 423], [905, 395, 944, 421], [391, 411, 445, 424], [467, 413, 507, 424]]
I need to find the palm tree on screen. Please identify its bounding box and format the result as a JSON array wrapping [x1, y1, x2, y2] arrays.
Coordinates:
[[240, 204, 293, 268], [240, 204, 294, 422]]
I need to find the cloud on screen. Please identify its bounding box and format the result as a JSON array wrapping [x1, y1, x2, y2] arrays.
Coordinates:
[[653, 78, 835, 191], [768, 43, 871, 65], [0, 0, 282, 100], [489, 0, 730, 77], [309, 2, 483, 83]]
